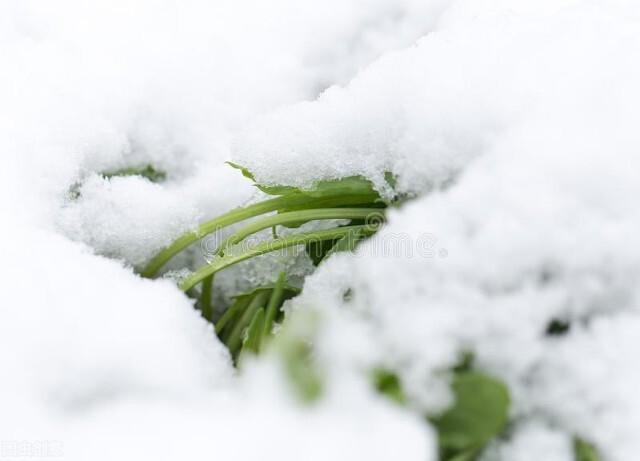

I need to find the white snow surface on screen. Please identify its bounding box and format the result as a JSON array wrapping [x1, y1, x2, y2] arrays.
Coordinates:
[[1, 0, 639, 460]]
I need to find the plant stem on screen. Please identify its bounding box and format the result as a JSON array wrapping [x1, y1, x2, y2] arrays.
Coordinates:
[[241, 308, 265, 356], [217, 208, 382, 255], [179, 225, 373, 292], [226, 291, 268, 354], [141, 196, 295, 277], [200, 273, 213, 321], [214, 295, 250, 335], [264, 272, 286, 337], [141, 195, 379, 278]]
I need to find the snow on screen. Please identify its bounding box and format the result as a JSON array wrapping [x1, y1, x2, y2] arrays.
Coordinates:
[[2, 0, 640, 459], [281, 2, 640, 459], [481, 420, 573, 461]]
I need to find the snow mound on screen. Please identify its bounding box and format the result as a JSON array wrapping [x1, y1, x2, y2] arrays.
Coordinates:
[[265, 1, 640, 459], [0, 0, 449, 459]]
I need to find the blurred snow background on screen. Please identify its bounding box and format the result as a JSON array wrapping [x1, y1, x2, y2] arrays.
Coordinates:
[[1, 0, 639, 460]]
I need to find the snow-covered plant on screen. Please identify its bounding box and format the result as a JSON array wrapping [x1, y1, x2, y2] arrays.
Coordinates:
[[133, 164, 514, 460], [111, 162, 601, 461], [139, 164, 389, 357]]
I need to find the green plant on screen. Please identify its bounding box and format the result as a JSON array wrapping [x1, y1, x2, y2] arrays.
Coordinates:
[[135, 162, 601, 461], [214, 273, 299, 362], [141, 170, 389, 278], [140, 163, 392, 360]]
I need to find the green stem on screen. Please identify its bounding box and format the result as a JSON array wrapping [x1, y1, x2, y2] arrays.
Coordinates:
[[179, 225, 372, 292], [216, 208, 382, 256], [264, 272, 286, 337], [214, 295, 250, 335], [241, 308, 265, 356], [227, 291, 268, 354], [141, 196, 295, 277], [141, 194, 379, 278], [200, 274, 213, 321]]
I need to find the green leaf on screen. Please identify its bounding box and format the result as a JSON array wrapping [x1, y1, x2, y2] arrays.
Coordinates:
[[226, 161, 256, 181], [305, 238, 341, 266], [446, 449, 481, 461], [432, 372, 510, 458], [301, 176, 379, 198], [231, 283, 300, 302], [303, 217, 370, 266], [255, 176, 379, 199], [372, 368, 406, 405], [574, 438, 601, 461], [227, 161, 397, 207], [272, 175, 386, 209], [229, 161, 384, 204], [241, 308, 265, 356], [142, 184, 383, 277], [102, 164, 167, 183], [256, 183, 300, 195], [69, 164, 167, 201], [214, 296, 250, 335], [225, 291, 269, 358], [321, 227, 363, 262], [546, 318, 571, 336]]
